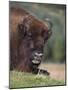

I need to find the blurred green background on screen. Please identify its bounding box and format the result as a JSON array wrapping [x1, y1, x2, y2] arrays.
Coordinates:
[[10, 2, 66, 63]]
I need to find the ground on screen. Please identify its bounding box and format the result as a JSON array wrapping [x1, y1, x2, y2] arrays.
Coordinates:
[[10, 63, 66, 88], [39, 63, 65, 81]]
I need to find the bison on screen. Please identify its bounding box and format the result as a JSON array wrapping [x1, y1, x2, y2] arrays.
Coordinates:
[[10, 7, 52, 74]]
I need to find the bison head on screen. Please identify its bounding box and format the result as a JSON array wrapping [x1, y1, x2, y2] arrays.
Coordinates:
[[18, 14, 52, 70]]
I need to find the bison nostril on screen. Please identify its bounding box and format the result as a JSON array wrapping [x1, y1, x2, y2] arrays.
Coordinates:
[[34, 52, 43, 57]]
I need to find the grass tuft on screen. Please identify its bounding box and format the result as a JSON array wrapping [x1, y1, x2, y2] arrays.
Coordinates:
[[10, 71, 65, 88]]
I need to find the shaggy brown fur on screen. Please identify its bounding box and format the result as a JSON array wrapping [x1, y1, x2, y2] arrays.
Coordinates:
[[10, 7, 52, 72]]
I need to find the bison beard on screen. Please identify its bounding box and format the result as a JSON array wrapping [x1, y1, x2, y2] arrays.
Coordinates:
[[10, 7, 52, 74]]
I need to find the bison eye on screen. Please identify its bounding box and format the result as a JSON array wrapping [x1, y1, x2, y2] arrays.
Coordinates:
[[42, 30, 49, 41], [41, 30, 45, 37]]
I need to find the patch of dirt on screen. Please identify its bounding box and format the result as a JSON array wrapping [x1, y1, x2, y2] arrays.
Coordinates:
[[39, 63, 65, 81]]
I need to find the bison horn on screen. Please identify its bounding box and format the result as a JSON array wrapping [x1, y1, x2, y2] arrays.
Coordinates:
[[44, 18, 53, 31]]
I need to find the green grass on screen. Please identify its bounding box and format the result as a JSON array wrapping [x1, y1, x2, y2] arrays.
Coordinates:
[[10, 71, 65, 88]]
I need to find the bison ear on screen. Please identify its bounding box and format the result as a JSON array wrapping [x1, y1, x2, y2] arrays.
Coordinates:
[[18, 15, 32, 37], [18, 23, 28, 40], [22, 15, 32, 31], [18, 23, 26, 36]]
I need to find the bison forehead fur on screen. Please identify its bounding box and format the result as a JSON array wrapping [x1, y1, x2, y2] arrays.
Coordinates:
[[10, 7, 52, 72]]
